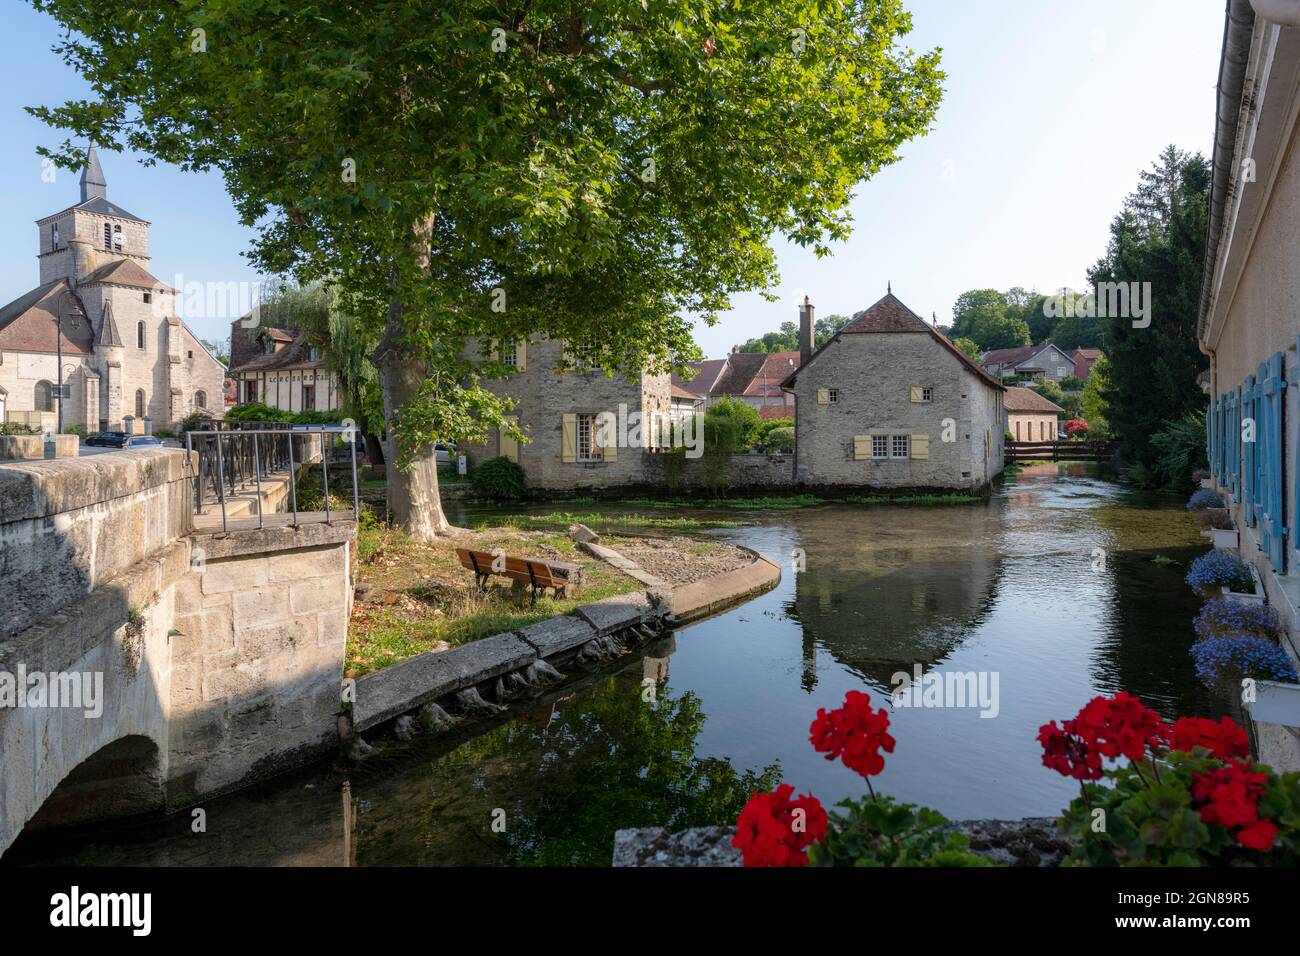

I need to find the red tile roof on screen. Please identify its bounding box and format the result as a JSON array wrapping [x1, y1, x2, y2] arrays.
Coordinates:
[[79, 258, 174, 292], [1003, 386, 1066, 414]]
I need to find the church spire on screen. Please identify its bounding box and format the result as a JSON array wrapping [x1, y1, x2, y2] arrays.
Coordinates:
[[80, 145, 107, 202]]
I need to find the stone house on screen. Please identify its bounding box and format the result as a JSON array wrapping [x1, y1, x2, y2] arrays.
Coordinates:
[[1003, 386, 1064, 441], [783, 292, 1006, 491], [1072, 348, 1103, 380], [675, 350, 800, 416], [227, 319, 343, 413], [982, 343, 1076, 381], [0, 148, 225, 432], [1199, 0, 1300, 770], [460, 336, 673, 491]]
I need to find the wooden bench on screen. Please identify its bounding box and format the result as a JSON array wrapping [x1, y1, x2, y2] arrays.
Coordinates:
[[455, 548, 582, 604]]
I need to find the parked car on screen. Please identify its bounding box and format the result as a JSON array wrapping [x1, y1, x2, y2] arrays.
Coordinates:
[[84, 432, 164, 449], [435, 441, 457, 464]]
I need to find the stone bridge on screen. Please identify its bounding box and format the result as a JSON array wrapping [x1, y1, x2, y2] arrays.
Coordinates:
[[0, 449, 354, 857]]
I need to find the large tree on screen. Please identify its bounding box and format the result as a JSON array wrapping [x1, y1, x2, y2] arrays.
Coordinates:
[[30, 0, 942, 538], [1087, 146, 1209, 469]]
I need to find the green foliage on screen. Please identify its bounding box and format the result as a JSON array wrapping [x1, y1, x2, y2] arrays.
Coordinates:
[[61, 423, 87, 437], [1059, 752, 1300, 867], [1151, 409, 1208, 488], [1034, 378, 1065, 405], [808, 795, 995, 867], [738, 313, 850, 352], [223, 402, 344, 426], [950, 288, 1032, 351], [755, 416, 793, 444], [31, 0, 945, 478], [470, 456, 527, 500], [179, 411, 214, 433], [759, 425, 794, 452], [950, 336, 982, 361], [705, 397, 762, 450], [1088, 146, 1210, 470], [1058, 375, 1084, 391], [1081, 355, 1112, 439], [0, 422, 39, 436]]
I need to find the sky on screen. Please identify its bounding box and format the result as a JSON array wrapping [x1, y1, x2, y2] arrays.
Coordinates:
[[0, 0, 1227, 357]]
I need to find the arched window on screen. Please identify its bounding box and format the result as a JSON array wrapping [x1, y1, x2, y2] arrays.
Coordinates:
[[135, 389, 146, 419], [137, 321, 146, 350], [194, 390, 206, 409], [34, 380, 53, 413]]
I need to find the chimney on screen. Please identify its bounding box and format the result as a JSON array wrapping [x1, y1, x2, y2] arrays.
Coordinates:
[[798, 295, 814, 366]]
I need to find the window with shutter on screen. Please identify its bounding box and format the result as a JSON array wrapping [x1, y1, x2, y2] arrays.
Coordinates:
[[1242, 376, 1256, 527], [853, 435, 870, 461], [561, 414, 577, 463], [1259, 352, 1286, 572], [816, 389, 829, 405], [910, 434, 929, 460]]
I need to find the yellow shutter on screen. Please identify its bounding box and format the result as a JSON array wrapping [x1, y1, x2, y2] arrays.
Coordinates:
[[817, 388, 830, 405], [911, 434, 930, 460], [853, 435, 871, 460], [500, 418, 518, 463], [910, 387, 924, 403], [516, 339, 526, 371], [561, 414, 577, 463]]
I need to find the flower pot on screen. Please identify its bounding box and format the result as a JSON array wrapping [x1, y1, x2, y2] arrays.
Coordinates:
[[1249, 679, 1300, 728], [1222, 561, 1265, 605], [1200, 478, 1214, 490], [1210, 528, 1239, 549]]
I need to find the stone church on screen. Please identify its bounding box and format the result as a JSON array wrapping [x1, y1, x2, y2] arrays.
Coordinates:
[[0, 147, 225, 432]]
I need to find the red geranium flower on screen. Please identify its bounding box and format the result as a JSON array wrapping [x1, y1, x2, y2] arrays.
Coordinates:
[[1038, 719, 1103, 780], [809, 690, 896, 778], [1192, 761, 1276, 851], [1166, 715, 1249, 760], [731, 784, 828, 867], [1071, 692, 1164, 762]]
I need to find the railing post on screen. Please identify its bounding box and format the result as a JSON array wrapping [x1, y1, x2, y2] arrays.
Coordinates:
[[287, 429, 298, 527], [252, 431, 264, 530], [321, 427, 331, 523], [214, 432, 229, 534]]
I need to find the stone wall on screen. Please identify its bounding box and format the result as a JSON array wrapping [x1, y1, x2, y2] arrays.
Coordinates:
[[646, 450, 794, 493], [792, 332, 1004, 490], [0, 434, 80, 461], [168, 522, 352, 805]]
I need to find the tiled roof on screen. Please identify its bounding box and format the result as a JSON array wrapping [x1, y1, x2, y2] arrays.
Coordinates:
[[670, 383, 702, 401], [79, 258, 174, 292], [744, 351, 800, 397], [759, 404, 795, 421], [0, 278, 94, 354], [228, 330, 323, 374], [981, 345, 1043, 367], [1073, 348, 1103, 359], [1003, 386, 1066, 414], [711, 351, 768, 396], [786, 293, 1004, 391], [671, 358, 727, 395]]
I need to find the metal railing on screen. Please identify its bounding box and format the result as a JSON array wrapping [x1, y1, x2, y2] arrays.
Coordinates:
[[185, 424, 360, 533]]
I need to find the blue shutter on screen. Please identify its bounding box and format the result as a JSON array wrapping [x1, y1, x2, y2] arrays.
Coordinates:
[[1232, 387, 1242, 498], [1206, 399, 1215, 480], [1261, 352, 1286, 572], [1242, 374, 1256, 526]]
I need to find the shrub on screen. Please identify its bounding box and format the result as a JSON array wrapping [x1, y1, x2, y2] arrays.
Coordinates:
[[471, 456, 526, 500], [755, 417, 793, 444], [1059, 375, 1084, 391], [224, 402, 294, 423], [0, 422, 39, 436], [1153, 410, 1208, 488], [705, 397, 761, 450], [61, 423, 87, 438], [1064, 418, 1088, 437], [1185, 549, 1254, 594], [1195, 507, 1234, 531], [1194, 599, 1278, 642], [1186, 488, 1224, 510], [180, 411, 214, 434], [759, 426, 794, 453]]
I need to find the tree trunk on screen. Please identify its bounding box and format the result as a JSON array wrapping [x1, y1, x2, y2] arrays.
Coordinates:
[[374, 215, 452, 541]]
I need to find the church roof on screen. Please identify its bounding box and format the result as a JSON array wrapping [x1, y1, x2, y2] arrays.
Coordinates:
[[0, 278, 94, 354], [79, 258, 173, 292], [81, 145, 107, 201]]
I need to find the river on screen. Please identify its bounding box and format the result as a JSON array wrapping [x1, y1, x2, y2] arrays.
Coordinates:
[[5, 463, 1222, 866]]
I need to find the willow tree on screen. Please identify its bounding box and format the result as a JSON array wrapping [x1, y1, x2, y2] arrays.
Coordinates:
[[30, 0, 943, 539]]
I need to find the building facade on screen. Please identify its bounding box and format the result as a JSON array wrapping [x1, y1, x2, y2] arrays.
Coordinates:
[[982, 343, 1076, 381], [227, 320, 342, 414], [785, 293, 1006, 490], [1004, 386, 1064, 441], [461, 336, 673, 491], [0, 148, 225, 432], [1200, 0, 1300, 770]]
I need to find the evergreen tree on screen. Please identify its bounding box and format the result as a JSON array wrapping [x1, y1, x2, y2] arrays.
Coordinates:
[[1087, 146, 1210, 469]]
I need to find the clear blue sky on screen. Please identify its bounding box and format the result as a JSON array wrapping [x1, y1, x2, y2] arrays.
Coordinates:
[[0, 0, 1225, 355]]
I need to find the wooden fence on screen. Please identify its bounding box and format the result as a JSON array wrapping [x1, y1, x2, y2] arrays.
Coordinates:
[[1006, 440, 1115, 462]]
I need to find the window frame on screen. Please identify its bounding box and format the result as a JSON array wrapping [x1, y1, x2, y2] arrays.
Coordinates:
[[576, 413, 605, 463], [827, 388, 840, 404], [871, 434, 889, 460], [890, 434, 910, 459], [921, 387, 933, 402]]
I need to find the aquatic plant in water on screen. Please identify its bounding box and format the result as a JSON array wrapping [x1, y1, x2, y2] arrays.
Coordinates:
[[1185, 549, 1254, 593]]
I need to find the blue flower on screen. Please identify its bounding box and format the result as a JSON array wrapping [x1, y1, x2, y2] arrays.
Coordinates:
[[1190, 635, 1299, 686], [1194, 598, 1277, 641], [1187, 489, 1225, 511], [1186, 549, 1253, 591]]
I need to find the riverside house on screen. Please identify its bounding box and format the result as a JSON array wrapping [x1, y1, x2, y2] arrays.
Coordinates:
[[1004, 386, 1065, 442], [227, 318, 343, 414], [460, 336, 674, 491], [981, 343, 1076, 382], [783, 292, 1006, 491], [1199, 0, 1300, 770]]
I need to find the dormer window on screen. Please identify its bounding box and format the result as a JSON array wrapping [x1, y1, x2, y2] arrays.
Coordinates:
[[264, 337, 275, 355], [308, 346, 320, 362]]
